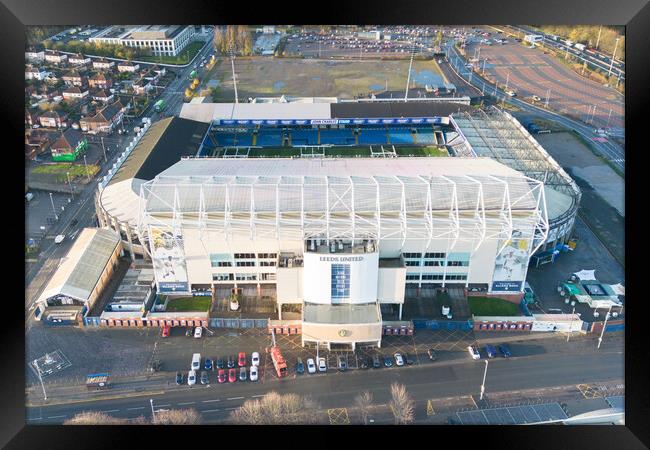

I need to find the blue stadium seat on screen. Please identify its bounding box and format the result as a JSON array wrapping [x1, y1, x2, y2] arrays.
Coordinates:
[[415, 130, 436, 145], [388, 128, 415, 144], [291, 129, 318, 145], [358, 128, 389, 145], [320, 128, 355, 145], [256, 129, 283, 147]]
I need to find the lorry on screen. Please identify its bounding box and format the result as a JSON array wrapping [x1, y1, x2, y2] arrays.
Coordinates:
[[189, 69, 197, 80], [574, 43, 586, 52], [153, 99, 165, 112], [270, 346, 288, 378], [86, 373, 111, 391], [25, 192, 34, 202]]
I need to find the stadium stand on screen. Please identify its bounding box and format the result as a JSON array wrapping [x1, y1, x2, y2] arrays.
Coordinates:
[[358, 128, 389, 145], [388, 128, 415, 145], [415, 129, 436, 145], [256, 129, 283, 146], [320, 128, 355, 145], [291, 129, 319, 145]]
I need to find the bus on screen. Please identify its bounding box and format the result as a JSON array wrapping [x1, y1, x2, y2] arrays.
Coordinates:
[[154, 99, 165, 112], [270, 346, 288, 378]]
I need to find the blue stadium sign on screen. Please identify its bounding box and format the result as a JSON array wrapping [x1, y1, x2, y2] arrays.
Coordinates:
[[491, 281, 523, 292], [213, 117, 447, 126], [158, 282, 190, 294]]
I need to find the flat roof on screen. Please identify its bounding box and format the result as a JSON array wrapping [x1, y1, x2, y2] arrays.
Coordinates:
[[303, 303, 380, 324], [37, 228, 121, 305], [331, 102, 473, 118]]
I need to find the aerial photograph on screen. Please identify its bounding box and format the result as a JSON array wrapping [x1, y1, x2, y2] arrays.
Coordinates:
[[24, 24, 624, 425]]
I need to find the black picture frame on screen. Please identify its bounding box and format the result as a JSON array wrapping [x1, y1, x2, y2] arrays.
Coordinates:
[[4, 0, 647, 447]]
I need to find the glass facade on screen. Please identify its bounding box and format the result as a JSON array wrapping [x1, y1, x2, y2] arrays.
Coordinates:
[[331, 264, 350, 301]]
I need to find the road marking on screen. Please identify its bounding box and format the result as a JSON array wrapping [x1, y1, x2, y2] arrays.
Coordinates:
[[227, 396, 244, 400], [177, 402, 195, 406], [251, 394, 265, 398], [327, 408, 350, 425], [202, 408, 221, 413], [47, 415, 67, 419], [225, 407, 239, 411], [127, 406, 145, 410], [27, 417, 43, 421], [102, 409, 120, 413], [202, 399, 221, 403], [156, 404, 171, 408]]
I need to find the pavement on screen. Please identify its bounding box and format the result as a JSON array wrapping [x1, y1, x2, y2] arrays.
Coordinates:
[[25, 333, 623, 424]]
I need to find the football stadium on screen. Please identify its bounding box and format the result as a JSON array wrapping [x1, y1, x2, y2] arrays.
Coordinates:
[[95, 99, 580, 349]]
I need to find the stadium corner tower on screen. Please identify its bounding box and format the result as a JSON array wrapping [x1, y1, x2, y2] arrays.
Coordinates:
[[95, 100, 579, 349]]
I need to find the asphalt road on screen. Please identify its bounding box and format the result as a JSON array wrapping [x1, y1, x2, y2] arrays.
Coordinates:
[[26, 334, 623, 424], [444, 42, 624, 174]]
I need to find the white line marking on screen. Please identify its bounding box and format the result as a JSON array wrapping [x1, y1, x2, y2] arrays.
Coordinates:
[[27, 417, 43, 421], [202, 408, 221, 413], [127, 406, 145, 410], [202, 399, 221, 403], [227, 396, 244, 400], [157, 404, 171, 407], [47, 415, 67, 419], [225, 407, 239, 410], [102, 409, 120, 413], [251, 394, 265, 398], [177, 402, 195, 406]]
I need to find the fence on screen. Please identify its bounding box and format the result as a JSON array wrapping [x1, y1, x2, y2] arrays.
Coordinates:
[[412, 319, 474, 331]]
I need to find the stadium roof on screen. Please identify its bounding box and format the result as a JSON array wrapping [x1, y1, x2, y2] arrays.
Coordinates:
[[37, 228, 121, 305], [330, 102, 473, 118]]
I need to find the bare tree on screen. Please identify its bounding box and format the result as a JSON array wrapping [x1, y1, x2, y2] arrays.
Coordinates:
[[389, 383, 415, 425], [229, 391, 321, 424], [64, 411, 129, 425], [355, 391, 373, 425], [152, 408, 202, 425]]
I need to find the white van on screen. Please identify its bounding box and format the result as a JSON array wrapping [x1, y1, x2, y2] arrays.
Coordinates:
[[191, 353, 201, 370]]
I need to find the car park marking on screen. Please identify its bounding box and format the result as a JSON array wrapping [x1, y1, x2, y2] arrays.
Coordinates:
[[327, 408, 350, 425], [227, 396, 244, 400]]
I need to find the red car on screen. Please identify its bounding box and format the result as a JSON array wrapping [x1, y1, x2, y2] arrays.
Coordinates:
[[228, 368, 237, 383], [217, 369, 226, 383], [238, 352, 246, 367], [161, 326, 170, 338]]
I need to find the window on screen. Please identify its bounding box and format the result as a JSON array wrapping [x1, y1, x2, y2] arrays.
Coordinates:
[[235, 273, 257, 281], [261, 273, 276, 281], [236, 261, 256, 267], [406, 274, 420, 281], [421, 274, 444, 281], [212, 273, 233, 281], [259, 261, 276, 267], [331, 264, 350, 300], [424, 260, 441, 266], [234, 253, 255, 259], [445, 274, 467, 281], [424, 252, 446, 259], [447, 261, 469, 267], [405, 260, 420, 267], [403, 252, 422, 259], [257, 253, 277, 259]]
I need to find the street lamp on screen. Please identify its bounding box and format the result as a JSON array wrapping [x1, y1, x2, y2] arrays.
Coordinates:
[[567, 306, 576, 342], [49, 192, 59, 221], [83, 154, 90, 182], [479, 359, 489, 400], [607, 37, 620, 78], [150, 398, 156, 422], [34, 359, 47, 401], [597, 305, 613, 349], [66, 172, 74, 200]]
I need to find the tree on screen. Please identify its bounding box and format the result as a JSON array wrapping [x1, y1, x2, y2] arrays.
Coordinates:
[[64, 411, 131, 425], [213, 27, 225, 54], [355, 391, 373, 425], [229, 391, 321, 424], [389, 383, 414, 424], [226, 25, 236, 53], [152, 408, 202, 425]]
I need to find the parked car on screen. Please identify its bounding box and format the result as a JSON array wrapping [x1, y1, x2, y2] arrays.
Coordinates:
[[185, 327, 193, 337], [239, 367, 247, 381], [532, 95, 541, 102], [404, 353, 415, 365], [505, 90, 516, 97], [238, 352, 247, 367], [360, 358, 369, 369], [337, 356, 347, 372], [372, 354, 381, 368], [216, 357, 224, 369], [228, 368, 237, 382], [394, 353, 405, 366], [468, 345, 481, 360], [194, 326, 202, 338], [204, 358, 213, 371], [200, 370, 209, 385], [307, 358, 316, 374], [318, 357, 327, 372], [249, 365, 258, 381], [427, 349, 437, 361], [485, 344, 498, 358], [217, 369, 226, 383], [251, 352, 260, 367], [227, 355, 235, 368], [187, 370, 196, 385], [296, 357, 305, 374], [175, 371, 183, 385], [499, 345, 512, 358], [161, 326, 170, 338], [383, 356, 393, 367]]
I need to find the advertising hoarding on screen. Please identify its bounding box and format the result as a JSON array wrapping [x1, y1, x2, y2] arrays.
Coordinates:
[[149, 225, 190, 294]]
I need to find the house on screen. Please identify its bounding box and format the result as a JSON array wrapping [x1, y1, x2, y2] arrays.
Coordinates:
[[25, 109, 40, 127], [92, 58, 115, 70], [132, 79, 153, 95], [25, 131, 51, 160], [62, 86, 89, 100], [68, 53, 91, 66], [91, 89, 114, 103], [25, 46, 45, 62], [44, 51, 68, 64], [50, 128, 88, 161], [117, 61, 140, 73], [39, 110, 68, 129], [89, 73, 112, 90], [80, 100, 124, 133], [62, 70, 85, 87], [25, 66, 48, 81]]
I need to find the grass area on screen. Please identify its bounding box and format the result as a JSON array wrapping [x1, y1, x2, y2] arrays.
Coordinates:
[[165, 296, 212, 312], [395, 146, 448, 157], [468, 296, 521, 317], [32, 162, 100, 182], [140, 41, 204, 65]]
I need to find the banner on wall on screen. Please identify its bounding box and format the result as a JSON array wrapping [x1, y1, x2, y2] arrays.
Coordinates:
[[150, 225, 190, 294], [490, 235, 531, 293]]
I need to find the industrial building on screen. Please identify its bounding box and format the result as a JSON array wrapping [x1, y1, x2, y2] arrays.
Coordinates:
[[89, 25, 196, 56], [94, 99, 580, 349]]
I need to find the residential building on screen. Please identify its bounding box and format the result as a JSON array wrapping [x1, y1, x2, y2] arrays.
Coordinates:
[[91, 89, 114, 103], [92, 58, 115, 70], [25, 66, 48, 81], [89, 25, 196, 56], [25, 46, 45, 62], [50, 128, 88, 161], [89, 73, 112, 90], [39, 110, 68, 129], [62, 70, 86, 87], [68, 53, 91, 66], [44, 51, 68, 64], [62, 86, 89, 101], [25, 131, 51, 160], [117, 61, 140, 72], [80, 100, 124, 133]]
